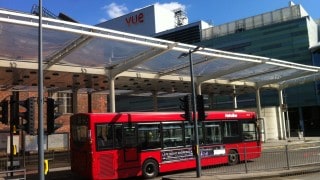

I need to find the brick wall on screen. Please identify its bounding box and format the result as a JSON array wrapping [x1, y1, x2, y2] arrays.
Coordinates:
[[0, 91, 107, 133]]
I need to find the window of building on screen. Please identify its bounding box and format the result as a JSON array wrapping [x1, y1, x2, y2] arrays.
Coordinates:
[[51, 92, 72, 114]]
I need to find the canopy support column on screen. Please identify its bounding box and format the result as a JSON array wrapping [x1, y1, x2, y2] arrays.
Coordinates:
[[256, 88, 265, 142], [278, 89, 286, 140], [233, 85, 237, 109], [196, 83, 202, 95], [109, 77, 116, 112]]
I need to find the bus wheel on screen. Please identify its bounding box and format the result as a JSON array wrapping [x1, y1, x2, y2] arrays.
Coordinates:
[[228, 150, 239, 165], [142, 159, 159, 179]]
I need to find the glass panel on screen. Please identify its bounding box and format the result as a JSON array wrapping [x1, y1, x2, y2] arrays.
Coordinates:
[[223, 121, 239, 137], [242, 122, 257, 141], [205, 122, 222, 144], [124, 124, 137, 147], [71, 115, 88, 143], [163, 123, 183, 148], [138, 124, 161, 149], [114, 124, 123, 148], [96, 124, 113, 150], [71, 125, 87, 143], [184, 123, 193, 146]]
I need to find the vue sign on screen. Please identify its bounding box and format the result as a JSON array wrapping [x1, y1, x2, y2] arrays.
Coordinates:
[[125, 13, 144, 26]]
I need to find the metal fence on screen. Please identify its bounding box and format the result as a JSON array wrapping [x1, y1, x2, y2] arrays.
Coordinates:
[[202, 141, 320, 175], [0, 150, 70, 172]]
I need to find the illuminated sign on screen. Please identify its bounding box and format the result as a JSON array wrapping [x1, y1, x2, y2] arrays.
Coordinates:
[[125, 13, 144, 26], [225, 113, 238, 118]]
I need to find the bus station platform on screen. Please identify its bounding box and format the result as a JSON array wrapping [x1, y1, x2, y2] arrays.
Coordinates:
[[163, 137, 320, 180], [162, 165, 320, 180], [1, 137, 319, 180]]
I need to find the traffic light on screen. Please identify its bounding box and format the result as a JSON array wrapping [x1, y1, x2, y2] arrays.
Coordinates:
[[0, 100, 9, 125], [10, 94, 19, 134], [179, 95, 191, 122], [19, 97, 36, 135], [47, 98, 62, 135], [196, 95, 206, 121]]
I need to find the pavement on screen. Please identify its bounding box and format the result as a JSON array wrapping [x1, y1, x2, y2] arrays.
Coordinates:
[[162, 137, 320, 180], [162, 165, 320, 180], [1, 137, 319, 180]]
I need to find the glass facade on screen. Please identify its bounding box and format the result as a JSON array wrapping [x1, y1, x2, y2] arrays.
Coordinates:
[[200, 16, 320, 136], [201, 18, 314, 106]]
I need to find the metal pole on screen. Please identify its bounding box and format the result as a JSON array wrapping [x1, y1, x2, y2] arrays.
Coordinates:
[[38, 0, 45, 179], [189, 49, 201, 177]]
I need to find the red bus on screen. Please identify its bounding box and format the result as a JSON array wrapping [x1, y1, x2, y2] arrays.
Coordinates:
[[70, 111, 261, 179]]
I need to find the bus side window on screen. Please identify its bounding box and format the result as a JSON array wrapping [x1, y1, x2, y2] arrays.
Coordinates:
[[96, 124, 113, 150], [138, 124, 160, 150], [184, 123, 193, 146], [222, 121, 240, 143], [162, 123, 183, 148], [124, 124, 137, 147], [114, 125, 123, 148], [204, 122, 221, 144], [242, 122, 257, 141]]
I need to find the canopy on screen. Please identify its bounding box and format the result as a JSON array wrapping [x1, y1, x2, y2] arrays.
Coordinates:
[[1, 9, 320, 97]]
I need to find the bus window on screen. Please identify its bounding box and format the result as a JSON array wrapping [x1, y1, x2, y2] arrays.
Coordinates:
[[114, 124, 123, 148], [223, 121, 239, 137], [242, 122, 257, 141], [198, 123, 204, 144], [71, 124, 88, 143], [204, 122, 221, 144], [184, 122, 204, 145], [96, 124, 113, 150], [162, 123, 183, 148], [138, 124, 161, 150], [123, 124, 137, 147], [184, 123, 193, 146], [71, 115, 88, 143]]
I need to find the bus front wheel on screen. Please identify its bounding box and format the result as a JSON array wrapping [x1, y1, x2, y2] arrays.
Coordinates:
[[228, 149, 239, 165], [142, 159, 159, 179]]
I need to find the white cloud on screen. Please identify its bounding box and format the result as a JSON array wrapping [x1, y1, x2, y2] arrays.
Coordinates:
[[101, 2, 186, 21], [154, 2, 186, 12], [102, 2, 128, 19]]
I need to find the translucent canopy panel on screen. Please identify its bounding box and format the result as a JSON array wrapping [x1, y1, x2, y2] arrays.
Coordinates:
[[0, 9, 320, 95]]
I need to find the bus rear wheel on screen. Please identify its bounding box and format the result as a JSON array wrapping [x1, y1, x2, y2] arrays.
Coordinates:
[[142, 159, 159, 179], [228, 149, 239, 165]]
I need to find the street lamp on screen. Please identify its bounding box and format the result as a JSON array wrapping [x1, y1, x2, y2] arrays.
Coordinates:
[[179, 46, 202, 177]]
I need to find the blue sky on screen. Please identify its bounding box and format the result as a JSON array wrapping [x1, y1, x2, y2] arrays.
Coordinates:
[[0, 0, 319, 25]]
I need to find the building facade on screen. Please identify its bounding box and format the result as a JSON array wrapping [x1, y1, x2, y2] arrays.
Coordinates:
[[106, 3, 320, 137], [199, 4, 319, 136]]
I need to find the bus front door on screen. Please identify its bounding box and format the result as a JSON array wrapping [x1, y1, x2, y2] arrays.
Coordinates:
[[121, 125, 140, 171], [124, 147, 138, 161]]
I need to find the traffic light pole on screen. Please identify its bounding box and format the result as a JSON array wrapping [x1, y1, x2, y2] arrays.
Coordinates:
[[188, 47, 201, 178], [38, 0, 45, 179]]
